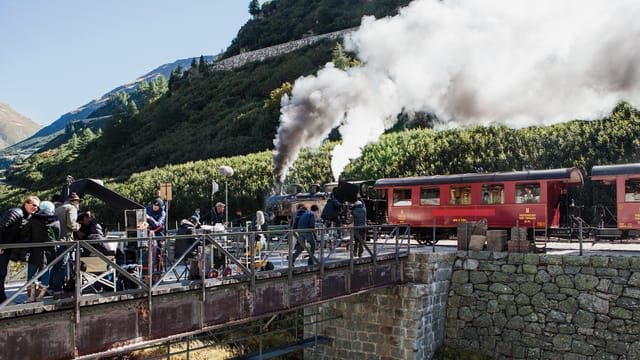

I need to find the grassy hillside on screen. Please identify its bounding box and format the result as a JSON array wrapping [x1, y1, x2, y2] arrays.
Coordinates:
[[5, 0, 414, 189], [6, 40, 336, 189], [3, 103, 638, 226]]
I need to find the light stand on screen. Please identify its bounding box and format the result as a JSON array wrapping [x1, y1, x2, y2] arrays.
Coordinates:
[[225, 180, 228, 225], [218, 166, 234, 226]]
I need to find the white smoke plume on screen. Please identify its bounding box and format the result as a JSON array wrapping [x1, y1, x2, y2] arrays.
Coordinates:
[[272, 0, 640, 184]]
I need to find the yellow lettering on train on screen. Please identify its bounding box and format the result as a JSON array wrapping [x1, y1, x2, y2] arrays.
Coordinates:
[[398, 210, 407, 222]]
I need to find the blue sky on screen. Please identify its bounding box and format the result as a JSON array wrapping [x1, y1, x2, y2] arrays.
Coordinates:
[[0, 0, 254, 126]]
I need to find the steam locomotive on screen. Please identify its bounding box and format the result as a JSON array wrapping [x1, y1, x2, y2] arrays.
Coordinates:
[[266, 180, 385, 226], [266, 162, 640, 245]]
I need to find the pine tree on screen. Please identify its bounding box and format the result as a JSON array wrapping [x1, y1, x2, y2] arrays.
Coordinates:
[[249, 0, 260, 17], [169, 65, 183, 94], [198, 55, 209, 75], [331, 43, 360, 70]]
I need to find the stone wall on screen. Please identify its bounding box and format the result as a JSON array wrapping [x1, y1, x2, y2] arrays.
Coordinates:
[[446, 251, 640, 359], [305, 250, 455, 360], [211, 28, 357, 72]]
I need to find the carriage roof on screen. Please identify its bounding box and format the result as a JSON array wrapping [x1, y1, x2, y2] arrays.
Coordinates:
[[374, 168, 584, 187], [591, 163, 640, 180]]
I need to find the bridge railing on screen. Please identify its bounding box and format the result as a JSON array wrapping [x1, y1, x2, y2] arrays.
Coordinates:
[[0, 224, 410, 312]]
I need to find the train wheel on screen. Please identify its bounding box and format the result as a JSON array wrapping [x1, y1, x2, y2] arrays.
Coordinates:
[[414, 230, 438, 246]]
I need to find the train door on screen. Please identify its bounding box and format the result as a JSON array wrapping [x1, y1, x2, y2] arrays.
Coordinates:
[[367, 187, 388, 224], [389, 187, 412, 225]]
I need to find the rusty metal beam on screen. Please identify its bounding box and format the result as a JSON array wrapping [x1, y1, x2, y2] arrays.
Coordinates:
[[0, 256, 404, 360]]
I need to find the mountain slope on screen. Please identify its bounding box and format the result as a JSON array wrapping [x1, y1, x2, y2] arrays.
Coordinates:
[[3, 0, 412, 183], [0, 57, 213, 168], [0, 103, 42, 149]]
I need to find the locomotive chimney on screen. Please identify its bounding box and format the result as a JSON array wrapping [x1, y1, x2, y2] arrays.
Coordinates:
[[274, 176, 284, 195]]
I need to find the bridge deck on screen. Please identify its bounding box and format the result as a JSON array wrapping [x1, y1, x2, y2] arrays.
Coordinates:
[[0, 225, 411, 360]]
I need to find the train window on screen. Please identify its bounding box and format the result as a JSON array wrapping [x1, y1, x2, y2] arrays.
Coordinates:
[[624, 179, 640, 202], [516, 183, 540, 203], [481, 184, 504, 204], [393, 189, 412, 206], [450, 186, 471, 205], [420, 187, 440, 205]]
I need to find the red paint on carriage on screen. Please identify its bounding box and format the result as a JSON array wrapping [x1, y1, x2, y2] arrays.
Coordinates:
[[592, 163, 640, 230], [374, 167, 584, 232]]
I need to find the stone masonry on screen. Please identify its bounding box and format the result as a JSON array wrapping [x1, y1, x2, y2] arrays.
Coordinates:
[[446, 251, 640, 359], [211, 28, 357, 72], [302, 250, 640, 359], [305, 250, 455, 360]]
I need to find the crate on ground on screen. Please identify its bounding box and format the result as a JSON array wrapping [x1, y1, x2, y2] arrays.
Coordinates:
[[510, 227, 527, 242], [469, 235, 486, 251], [508, 226, 531, 252], [457, 220, 488, 250], [486, 230, 507, 251], [507, 240, 533, 253]]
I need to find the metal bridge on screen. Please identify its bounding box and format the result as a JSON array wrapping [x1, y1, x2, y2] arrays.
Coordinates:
[[0, 225, 410, 360]]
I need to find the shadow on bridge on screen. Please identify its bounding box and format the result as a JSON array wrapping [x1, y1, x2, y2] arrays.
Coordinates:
[[0, 224, 411, 360]]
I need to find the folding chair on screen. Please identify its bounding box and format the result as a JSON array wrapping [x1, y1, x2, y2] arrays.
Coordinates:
[[80, 256, 117, 293]]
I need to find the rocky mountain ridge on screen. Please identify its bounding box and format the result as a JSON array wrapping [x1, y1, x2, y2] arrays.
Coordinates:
[[0, 103, 42, 149]]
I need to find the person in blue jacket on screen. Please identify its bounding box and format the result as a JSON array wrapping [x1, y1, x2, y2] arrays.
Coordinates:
[[146, 198, 166, 237], [291, 205, 318, 266]]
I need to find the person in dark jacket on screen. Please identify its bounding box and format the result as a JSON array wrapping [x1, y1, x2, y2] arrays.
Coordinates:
[[0, 195, 40, 303], [291, 205, 318, 266], [554, 188, 574, 227], [321, 193, 344, 248], [145, 198, 167, 273], [77, 211, 111, 255], [201, 202, 226, 226], [292, 204, 307, 229], [20, 201, 60, 303], [146, 198, 167, 237], [174, 215, 201, 260], [351, 201, 367, 258], [321, 194, 343, 228]]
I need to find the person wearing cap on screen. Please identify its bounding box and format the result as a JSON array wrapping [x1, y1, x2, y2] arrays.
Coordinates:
[[0, 195, 40, 303], [55, 192, 82, 240], [146, 198, 167, 237], [174, 214, 201, 260], [20, 201, 60, 302], [146, 198, 167, 273], [51, 192, 81, 298]]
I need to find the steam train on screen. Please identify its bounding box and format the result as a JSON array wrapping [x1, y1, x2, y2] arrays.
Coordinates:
[[266, 163, 640, 244]]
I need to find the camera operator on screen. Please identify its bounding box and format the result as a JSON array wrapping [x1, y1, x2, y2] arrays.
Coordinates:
[[321, 191, 344, 247], [321, 191, 343, 229]]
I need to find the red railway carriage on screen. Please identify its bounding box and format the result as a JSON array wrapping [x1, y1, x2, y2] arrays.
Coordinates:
[[591, 163, 640, 231], [373, 167, 584, 243]]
